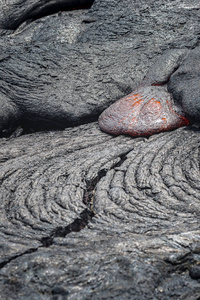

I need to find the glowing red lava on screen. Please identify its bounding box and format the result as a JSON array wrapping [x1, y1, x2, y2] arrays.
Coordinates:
[[98, 85, 189, 137]]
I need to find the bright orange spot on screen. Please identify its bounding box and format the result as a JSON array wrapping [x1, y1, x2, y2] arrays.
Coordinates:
[[130, 93, 142, 99], [154, 100, 161, 105], [132, 99, 143, 107], [139, 98, 162, 123]]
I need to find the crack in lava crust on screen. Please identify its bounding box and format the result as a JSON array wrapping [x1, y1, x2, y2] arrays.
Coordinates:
[[98, 85, 189, 137]]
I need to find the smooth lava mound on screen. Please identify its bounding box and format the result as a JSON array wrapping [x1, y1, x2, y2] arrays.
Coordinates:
[[98, 85, 190, 137]]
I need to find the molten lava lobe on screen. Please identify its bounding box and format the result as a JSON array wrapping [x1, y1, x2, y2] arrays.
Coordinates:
[[98, 86, 189, 137]]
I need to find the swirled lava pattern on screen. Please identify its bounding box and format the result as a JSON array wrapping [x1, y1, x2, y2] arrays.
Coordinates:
[[0, 123, 200, 298], [98, 85, 189, 137]]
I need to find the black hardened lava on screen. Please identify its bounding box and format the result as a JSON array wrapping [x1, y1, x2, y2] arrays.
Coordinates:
[[0, 0, 95, 30], [1, 1, 200, 299], [0, 122, 200, 298]]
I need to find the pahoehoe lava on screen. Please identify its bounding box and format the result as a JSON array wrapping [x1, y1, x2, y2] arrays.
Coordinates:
[[98, 84, 190, 137], [1, 1, 200, 137], [0, 0, 95, 31], [0, 123, 200, 298], [98, 54, 191, 137], [1, 0, 200, 299]]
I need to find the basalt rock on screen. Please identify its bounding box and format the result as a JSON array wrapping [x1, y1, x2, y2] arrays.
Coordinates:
[[0, 0, 200, 135], [168, 46, 200, 122], [0, 1, 200, 299], [98, 49, 191, 137], [0, 123, 200, 299], [0, 0, 95, 33]]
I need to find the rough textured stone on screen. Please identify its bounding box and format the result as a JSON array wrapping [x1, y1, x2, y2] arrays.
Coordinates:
[[0, 0, 94, 32], [168, 46, 200, 121], [0, 0, 200, 135], [98, 50, 190, 137], [0, 40, 146, 135], [0, 123, 200, 299], [0, 0, 200, 299]]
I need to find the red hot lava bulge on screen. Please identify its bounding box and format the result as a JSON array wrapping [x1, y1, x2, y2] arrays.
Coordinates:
[[98, 83, 189, 137]]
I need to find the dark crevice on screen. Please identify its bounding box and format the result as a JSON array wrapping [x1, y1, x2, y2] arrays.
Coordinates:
[[30, 1, 95, 23], [82, 152, 130, 208], [41, 208, 94, 247], [0, 247, 38, 269], [0, 209, 95, 267], [41, 168, 108, 247], [83, 169, 107, 206], [112, 152, 130, 169], [11, 110, 102, 138], [0, 167, 108, 267], [0, 208, 94, 266], [82, 17, 97, 24], [1, 155, 126, 263]]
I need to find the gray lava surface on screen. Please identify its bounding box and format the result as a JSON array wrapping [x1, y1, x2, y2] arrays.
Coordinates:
[[0, 0, 200, 299]]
